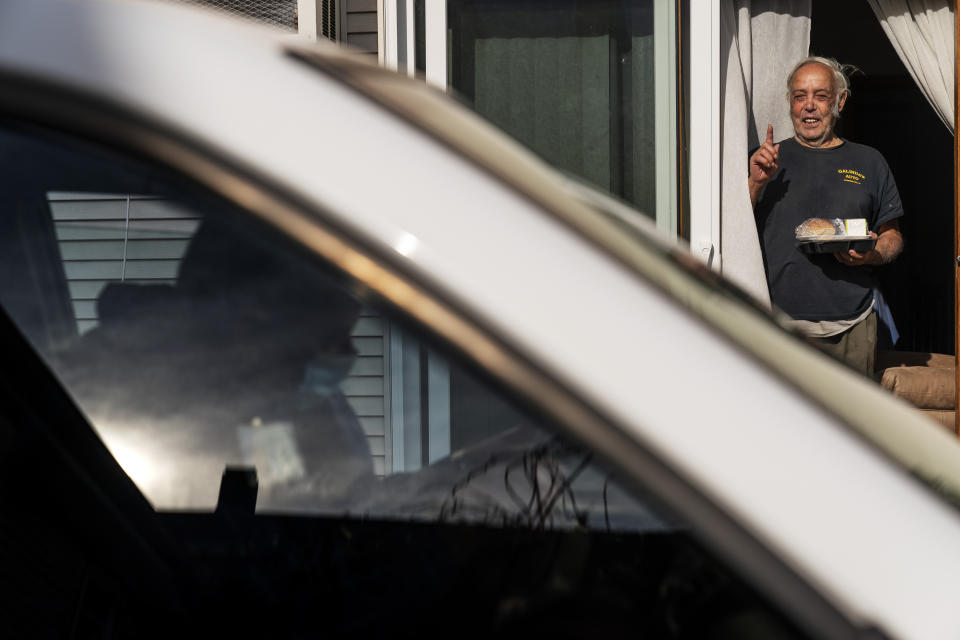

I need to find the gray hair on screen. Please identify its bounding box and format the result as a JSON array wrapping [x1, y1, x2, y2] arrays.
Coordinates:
[[786, 56, 857, 117]]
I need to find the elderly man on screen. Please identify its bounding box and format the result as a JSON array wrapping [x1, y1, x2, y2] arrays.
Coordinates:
[[749, 56, 904, 376]]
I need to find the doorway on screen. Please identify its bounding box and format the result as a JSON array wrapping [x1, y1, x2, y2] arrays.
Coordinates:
[[810, 0, 954, 355]]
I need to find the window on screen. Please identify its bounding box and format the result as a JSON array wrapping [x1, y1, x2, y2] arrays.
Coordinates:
[[0, 124, 652, 524], [0, 122, 809, 637], [389, 0, 679, 233]]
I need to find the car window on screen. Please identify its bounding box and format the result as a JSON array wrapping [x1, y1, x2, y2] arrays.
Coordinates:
[[0, 122, 812, 637], [0, 124, 651, 527]]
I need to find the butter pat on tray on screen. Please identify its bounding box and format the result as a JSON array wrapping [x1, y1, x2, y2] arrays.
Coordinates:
[[844, 218, 868, 236]]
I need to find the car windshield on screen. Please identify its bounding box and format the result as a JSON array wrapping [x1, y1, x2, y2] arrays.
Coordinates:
[[289, 46, 960, 510]]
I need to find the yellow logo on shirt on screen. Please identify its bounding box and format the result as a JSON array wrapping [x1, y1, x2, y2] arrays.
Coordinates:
[[838, 169, 865, 185]]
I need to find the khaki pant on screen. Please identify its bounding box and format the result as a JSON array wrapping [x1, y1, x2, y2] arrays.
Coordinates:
[[809, 312, 877, 378]]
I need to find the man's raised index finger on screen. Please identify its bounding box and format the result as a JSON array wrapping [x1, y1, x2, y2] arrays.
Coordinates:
[[765, 124, 775, 145]]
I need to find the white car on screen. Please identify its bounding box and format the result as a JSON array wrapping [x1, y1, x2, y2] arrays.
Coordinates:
[[1, 1, 959, 638]]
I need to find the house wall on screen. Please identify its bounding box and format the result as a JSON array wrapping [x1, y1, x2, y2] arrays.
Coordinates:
[[343, 0, 378, 55]]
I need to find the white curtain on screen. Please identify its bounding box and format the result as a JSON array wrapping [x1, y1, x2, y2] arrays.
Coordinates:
[[867, 0, 955, 134], [720, 0, 811, 307]]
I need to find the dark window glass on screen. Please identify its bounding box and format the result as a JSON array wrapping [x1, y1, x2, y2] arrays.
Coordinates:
[[415, 0, 426, 73], [447, 0, 661, 218]]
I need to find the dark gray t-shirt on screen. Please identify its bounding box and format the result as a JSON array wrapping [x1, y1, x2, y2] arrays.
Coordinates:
[[755, 138, 903, 322]]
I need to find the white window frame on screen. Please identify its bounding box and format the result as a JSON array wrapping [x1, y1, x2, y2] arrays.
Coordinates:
[[422, 0, 447, 89], [687, 2, 722, 270], [653, 0, 679, 236], [388, 327, 451, 472], [383, 0, 687, 236], [381, 0, 446, 88], [380, 0, 416, 76]]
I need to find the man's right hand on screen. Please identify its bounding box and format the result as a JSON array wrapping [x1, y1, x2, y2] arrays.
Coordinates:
[[749, 124, 780, 207]]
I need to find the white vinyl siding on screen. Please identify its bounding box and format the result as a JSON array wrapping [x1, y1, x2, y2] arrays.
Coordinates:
[[344, 309, 390, 475], [50, 193, 198, 334], [344, 0, 377, 55], [49, 193, 389, 475]]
